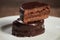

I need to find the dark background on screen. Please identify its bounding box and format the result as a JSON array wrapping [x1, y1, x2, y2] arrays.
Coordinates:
[[0, 0, 60, 17]]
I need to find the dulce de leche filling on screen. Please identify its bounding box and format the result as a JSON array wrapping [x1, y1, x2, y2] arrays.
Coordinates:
[[19, 2, 50, 23]]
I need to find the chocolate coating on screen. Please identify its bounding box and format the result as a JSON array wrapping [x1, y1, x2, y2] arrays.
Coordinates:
[[12, 19, 45, 37], [22, 2, 48, 9], [20, 2, 50, 23]]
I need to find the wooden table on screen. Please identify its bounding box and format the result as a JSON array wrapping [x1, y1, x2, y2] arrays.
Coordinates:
[[0, 6, 60, 18], [0, 0, 60, 18]]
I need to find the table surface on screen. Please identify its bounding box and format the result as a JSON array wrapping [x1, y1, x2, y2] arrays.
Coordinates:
[[0, 0, 60, 18], [0, 6, 60, 18]]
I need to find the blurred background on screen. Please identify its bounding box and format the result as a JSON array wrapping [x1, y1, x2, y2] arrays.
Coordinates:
[[0, 0, 60, 17]]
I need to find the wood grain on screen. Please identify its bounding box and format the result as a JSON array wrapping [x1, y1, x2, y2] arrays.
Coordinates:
[[0, 6, 60, 18], [0, 0, 60, 17]]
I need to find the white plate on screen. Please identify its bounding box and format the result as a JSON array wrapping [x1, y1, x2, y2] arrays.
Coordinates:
[[0, 15, 60, 40]]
